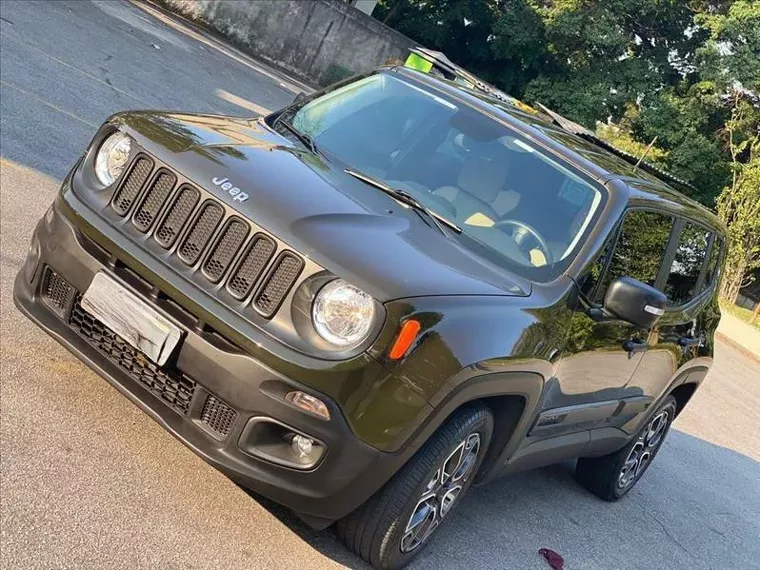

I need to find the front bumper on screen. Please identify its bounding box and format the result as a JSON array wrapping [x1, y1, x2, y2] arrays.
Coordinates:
[[13, 197, 395, 525]]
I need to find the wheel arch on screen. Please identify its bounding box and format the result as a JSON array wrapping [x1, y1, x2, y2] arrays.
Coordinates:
[[622, 363, 709, 439], [387, 371, 545, 485], [295, 371, 546, 527], [669, 382, 699, 417], [662, 360, 710, 418], [472, 394, 527, 482]]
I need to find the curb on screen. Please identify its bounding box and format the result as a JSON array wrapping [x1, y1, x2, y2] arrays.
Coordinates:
[[716, 332, 760, 364]]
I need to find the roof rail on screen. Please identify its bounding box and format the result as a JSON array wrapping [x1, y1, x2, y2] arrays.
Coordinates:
[[536, 103, 699, 194]]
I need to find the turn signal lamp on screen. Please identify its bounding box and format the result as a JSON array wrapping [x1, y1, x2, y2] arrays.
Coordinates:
[[285, 391, 330, 420], [389, 319, 421, 360]]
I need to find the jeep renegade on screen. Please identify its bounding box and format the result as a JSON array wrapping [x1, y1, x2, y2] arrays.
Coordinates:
[[14, 67, 725, 569]]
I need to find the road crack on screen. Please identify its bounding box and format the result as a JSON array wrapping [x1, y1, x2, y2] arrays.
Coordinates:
[[647, 511, 692, 556]]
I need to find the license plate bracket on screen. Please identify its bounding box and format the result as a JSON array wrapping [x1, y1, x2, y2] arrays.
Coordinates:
[[81, 273, 182, 366]]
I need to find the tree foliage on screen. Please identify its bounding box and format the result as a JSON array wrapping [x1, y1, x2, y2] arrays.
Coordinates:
[[717, 98, 760, 302], [375, 0, 760, 298], [375, 0, 759, 206]]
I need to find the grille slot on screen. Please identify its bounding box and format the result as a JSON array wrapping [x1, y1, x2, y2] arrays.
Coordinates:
[[106, 155, 307, 320], [253, 252, 303, 317], [42, 268, 74, 316], [200, 395, 238, 437], [132, 171, 176, 232], [177, 202, 224, 266], [111, 157, 153, 216], [202, 218, 249, 283], [155, 185, 200, 248], [70, 301, 195, 415], [227, 235, 276, 300]]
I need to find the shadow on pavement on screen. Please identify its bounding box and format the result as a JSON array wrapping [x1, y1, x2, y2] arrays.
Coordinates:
[[251, 429, 759, 570]]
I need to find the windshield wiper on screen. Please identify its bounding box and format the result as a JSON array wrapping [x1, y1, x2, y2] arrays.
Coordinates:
[[276, 117, 320, 155], [344, 168, 461, 235]]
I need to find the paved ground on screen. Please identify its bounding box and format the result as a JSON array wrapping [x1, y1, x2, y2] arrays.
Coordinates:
[[718, 312, 760, 358], [1, 2, 759, 569]]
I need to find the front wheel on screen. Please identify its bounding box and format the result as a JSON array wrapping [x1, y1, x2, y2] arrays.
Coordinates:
[[336, 404, 493, 569], [576, 395, 677, 501]]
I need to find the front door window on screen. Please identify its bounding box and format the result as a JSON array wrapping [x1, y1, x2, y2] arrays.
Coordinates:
[[593, 210, 674, 303]]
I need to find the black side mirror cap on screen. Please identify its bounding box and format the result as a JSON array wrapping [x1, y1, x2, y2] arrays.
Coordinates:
[[293, 92, 307, 104], [604, 276, 667, 329]]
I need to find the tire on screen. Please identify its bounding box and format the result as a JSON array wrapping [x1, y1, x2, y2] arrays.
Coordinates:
[[576, 395, 677, 501], [336, 403, 493, 569]]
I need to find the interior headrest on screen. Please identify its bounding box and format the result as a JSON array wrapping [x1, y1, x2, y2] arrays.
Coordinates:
[[457, 154, 510, 202]]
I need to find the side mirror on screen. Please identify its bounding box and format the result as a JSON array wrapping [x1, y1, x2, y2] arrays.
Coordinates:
[[293, 91, 307, 104], [603, 276, 667, 329]]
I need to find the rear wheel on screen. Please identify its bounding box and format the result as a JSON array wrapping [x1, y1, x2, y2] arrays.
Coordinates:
[[336, 404, 493, 569], [576, 395, 677, 501]]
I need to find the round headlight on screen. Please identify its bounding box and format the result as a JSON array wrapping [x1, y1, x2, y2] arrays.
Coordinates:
[[94, 132, 131, 186], [312, 279, 375, 347]]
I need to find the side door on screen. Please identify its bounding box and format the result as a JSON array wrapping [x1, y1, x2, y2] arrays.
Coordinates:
[[623, 219, 722, 430], [540, 209, 675, 436]]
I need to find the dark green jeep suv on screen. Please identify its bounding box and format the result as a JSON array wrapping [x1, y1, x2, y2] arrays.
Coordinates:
[[14, 67, 725, 569]]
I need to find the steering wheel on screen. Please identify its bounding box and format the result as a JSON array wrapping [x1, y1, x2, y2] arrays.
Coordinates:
[[494, 219, 554, 265]]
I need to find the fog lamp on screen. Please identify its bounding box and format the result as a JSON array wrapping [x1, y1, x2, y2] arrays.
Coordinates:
[[291, 434, 314, 458]]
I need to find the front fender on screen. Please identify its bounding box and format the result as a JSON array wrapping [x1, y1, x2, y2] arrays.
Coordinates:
[[376, 286, 578, 459]]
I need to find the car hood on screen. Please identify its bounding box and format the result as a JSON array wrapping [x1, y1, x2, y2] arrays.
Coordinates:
[[113, 112, 530, 301]]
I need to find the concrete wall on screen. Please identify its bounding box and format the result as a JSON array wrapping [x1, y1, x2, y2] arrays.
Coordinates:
[[351, 0, 379, 16], [156, 0, 416, 87]]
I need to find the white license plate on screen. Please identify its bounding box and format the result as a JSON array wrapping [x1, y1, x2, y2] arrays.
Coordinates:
[[81, 273, 182, 366]]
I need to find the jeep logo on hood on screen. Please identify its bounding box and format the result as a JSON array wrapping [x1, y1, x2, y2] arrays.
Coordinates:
[[212, 177, 249, 202]]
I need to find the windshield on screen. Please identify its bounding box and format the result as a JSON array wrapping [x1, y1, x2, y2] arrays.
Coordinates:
[[288, 72, 604, 280]]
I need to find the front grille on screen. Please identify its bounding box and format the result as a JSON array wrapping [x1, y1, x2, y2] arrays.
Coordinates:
[[227, 235, 276, 300], [70, 301, 195, 414], [202, 218, 249, 283], [200, 395, 237, 437], [254, 253, 304, 317], [112, 157, 153, 216], [178, 201, 224, 266], [107, 154, 306, 319], [42, 268, 74, 316], [132, 170, 176, 232], [155, 185, 199, 248]]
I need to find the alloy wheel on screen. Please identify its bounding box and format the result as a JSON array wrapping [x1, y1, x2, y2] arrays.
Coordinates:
[[617, 409, 670, 490], [400, 433, 481, 553]]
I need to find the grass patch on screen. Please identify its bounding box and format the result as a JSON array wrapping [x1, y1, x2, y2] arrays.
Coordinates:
[[719, 300, 760, 332]]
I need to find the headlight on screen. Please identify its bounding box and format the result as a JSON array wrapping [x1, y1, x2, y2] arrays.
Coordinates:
[[94, 132, 131, 186], [312, 279, 375, 347]]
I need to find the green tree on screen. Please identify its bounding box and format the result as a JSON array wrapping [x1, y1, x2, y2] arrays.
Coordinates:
[[695, 0, 760, 95], [717, 97, 760, 302], [523, 0, 705, 127], [374, 0, 504, 83], [375, 0, 759, 210], [695, 1, 760, 299]]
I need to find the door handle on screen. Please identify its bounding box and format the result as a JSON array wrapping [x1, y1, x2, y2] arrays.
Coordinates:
[[623, 339, 648, 353], [678, 336, 701, 348]]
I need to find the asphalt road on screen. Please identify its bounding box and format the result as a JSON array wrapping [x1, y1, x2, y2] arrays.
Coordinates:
[[1, 2, 759, 569]]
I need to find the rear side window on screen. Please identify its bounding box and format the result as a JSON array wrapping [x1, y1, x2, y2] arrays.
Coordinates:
[[593, 210, 674, 302], [702, 236, 724, 293], [664, 222, 710, 305]]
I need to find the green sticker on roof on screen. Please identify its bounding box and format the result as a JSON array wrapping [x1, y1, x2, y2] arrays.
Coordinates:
[[404, 52, 433, 73]]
